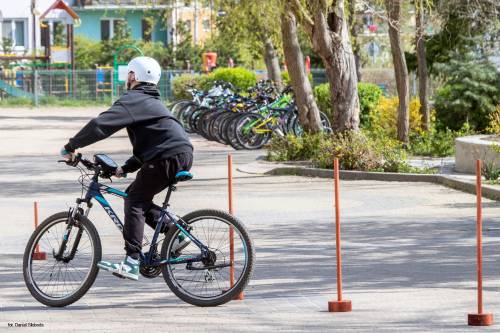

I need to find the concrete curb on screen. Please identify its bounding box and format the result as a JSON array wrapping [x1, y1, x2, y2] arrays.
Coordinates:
[[265, 166, 500, 201]]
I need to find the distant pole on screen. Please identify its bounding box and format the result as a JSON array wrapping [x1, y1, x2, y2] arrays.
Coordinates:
[[68, 24, 75, 97], [31, 0, 36, 57], [34, 70, 39, 107], [193, 0, 198, 45], [210, 0, 214, 39]]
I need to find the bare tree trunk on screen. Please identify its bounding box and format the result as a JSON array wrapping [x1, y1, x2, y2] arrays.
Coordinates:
[[386, 0, 410, 143], [263, 36, 283, 90], [348, 0, 362, 82], [323, 2, 360, 131], [281, 8, 322, 133], [416, 0, 430, 131], [288, 0, 360, 131]]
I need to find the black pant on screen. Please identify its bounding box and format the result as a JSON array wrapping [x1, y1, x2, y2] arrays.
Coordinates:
[[123, 152, 193, 259]]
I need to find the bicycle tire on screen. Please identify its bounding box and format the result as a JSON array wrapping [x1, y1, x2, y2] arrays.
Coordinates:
[[23, 212, 102, 307], [234, 113, 272, 149], [160, 209, 254, 307]]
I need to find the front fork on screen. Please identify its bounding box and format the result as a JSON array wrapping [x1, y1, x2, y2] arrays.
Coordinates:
[[54, 200, 92, 263]]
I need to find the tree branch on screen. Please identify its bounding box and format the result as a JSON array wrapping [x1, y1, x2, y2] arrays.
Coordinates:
[[289, 0, 315, 33]]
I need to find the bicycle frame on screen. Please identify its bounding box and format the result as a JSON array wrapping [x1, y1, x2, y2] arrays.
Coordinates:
[[242, 107, 292, 135], [65, 178, 210, 268]]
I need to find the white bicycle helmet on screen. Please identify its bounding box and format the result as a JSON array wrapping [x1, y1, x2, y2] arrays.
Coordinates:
[[127, 56, 162, 85]]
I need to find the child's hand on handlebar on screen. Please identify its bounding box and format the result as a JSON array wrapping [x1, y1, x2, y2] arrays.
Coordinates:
[[115, 167, 126, 178], [60, 147, 76, 162]]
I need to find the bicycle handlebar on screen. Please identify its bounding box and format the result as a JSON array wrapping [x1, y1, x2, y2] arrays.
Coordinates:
[[59, 153, 93, 168], [60, 153, 127, 181]]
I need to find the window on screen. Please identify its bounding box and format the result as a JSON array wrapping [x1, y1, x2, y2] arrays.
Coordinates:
[[100, 19, 125, 41], [142, 19, 152, 42], [40, 22, 49, 47], [15, 21, 25, 46], [2, 20, 26, 48], [101, 20, 110, 40], [202, 19, 210, 32]]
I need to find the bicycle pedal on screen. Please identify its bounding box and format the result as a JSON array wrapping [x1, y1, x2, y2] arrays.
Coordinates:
[[112, 272, 127, 279]]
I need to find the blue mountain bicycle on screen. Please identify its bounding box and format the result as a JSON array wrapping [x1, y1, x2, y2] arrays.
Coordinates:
[[23, 154, 254, 307]]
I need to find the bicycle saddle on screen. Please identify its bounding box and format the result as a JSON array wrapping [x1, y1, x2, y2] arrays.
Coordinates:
[[175, 171, 193, 182]]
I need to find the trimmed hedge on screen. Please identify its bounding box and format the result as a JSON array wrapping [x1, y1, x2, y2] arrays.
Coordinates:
[[172, 74, 214, 100], [172, 67, 257, 100], [210, 67, 257, 91]]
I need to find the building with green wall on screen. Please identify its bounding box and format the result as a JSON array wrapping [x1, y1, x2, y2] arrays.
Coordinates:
[[72, 1, 170, 44]]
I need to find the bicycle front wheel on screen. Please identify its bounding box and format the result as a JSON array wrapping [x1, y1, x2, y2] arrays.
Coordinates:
[[161, 209, 254, 307], [23, 212, 102, 307]]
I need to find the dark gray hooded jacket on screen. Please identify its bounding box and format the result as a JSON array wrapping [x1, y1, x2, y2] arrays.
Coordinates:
[[65, 84, 193, 173]]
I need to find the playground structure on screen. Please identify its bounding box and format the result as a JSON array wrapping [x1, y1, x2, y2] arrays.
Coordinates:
[[0, 0, 79, 103], [96, 66, 113, 97]]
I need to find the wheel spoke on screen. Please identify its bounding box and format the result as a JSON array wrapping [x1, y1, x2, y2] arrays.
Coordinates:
[[26, 216, 97, 305], [163, 212, 252, 304]]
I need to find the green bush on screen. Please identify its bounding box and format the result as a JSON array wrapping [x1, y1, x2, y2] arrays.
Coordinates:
[[313, 131, 382, 171], [482, 160, 500, 182], [266, 131, 424, 173], [434, 55, 500, 131], [266, 133, 324, 162], [313, 82, 382, 126], [172, 68, 257, 100], [367, 96, 425, 138], [172, 74, 214, 100], [487, 105, 500, 134], [74, 36, 103, 69], [139, 41, 174, 68], [358, 83, 382, 126], [210, 67, 256, 91], [313, 83, 330, 118], [408, 123, 474, 157]]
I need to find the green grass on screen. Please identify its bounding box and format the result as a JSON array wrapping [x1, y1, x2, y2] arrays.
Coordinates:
[[0, 96, 112, 107], [0, 97, 33, 107]]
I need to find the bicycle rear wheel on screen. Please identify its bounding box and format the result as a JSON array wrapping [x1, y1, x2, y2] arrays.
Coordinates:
[[23, 212, 101, 307], [234, 113, 272, 149], [161, 209, 254, 307]]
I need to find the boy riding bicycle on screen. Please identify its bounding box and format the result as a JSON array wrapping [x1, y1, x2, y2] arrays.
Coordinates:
[[61, 56, 193, 281]]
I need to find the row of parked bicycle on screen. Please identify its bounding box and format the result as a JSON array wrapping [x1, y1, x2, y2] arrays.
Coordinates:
[[168, 80, 332, 149]]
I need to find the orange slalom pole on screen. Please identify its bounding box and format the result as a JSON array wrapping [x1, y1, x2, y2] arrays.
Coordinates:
[[33, 202, 46, 260], [468, 160, 493, 326], [228, 154, 244, 300], [328, 158, 351, 312]]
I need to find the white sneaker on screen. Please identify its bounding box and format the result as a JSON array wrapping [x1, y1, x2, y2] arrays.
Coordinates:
[[97, 255, 139, 281], [171, 234, 191, 255]]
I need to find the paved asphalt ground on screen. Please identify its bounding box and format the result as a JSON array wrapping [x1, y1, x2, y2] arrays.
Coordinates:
[[1, 108, 500, 332]]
